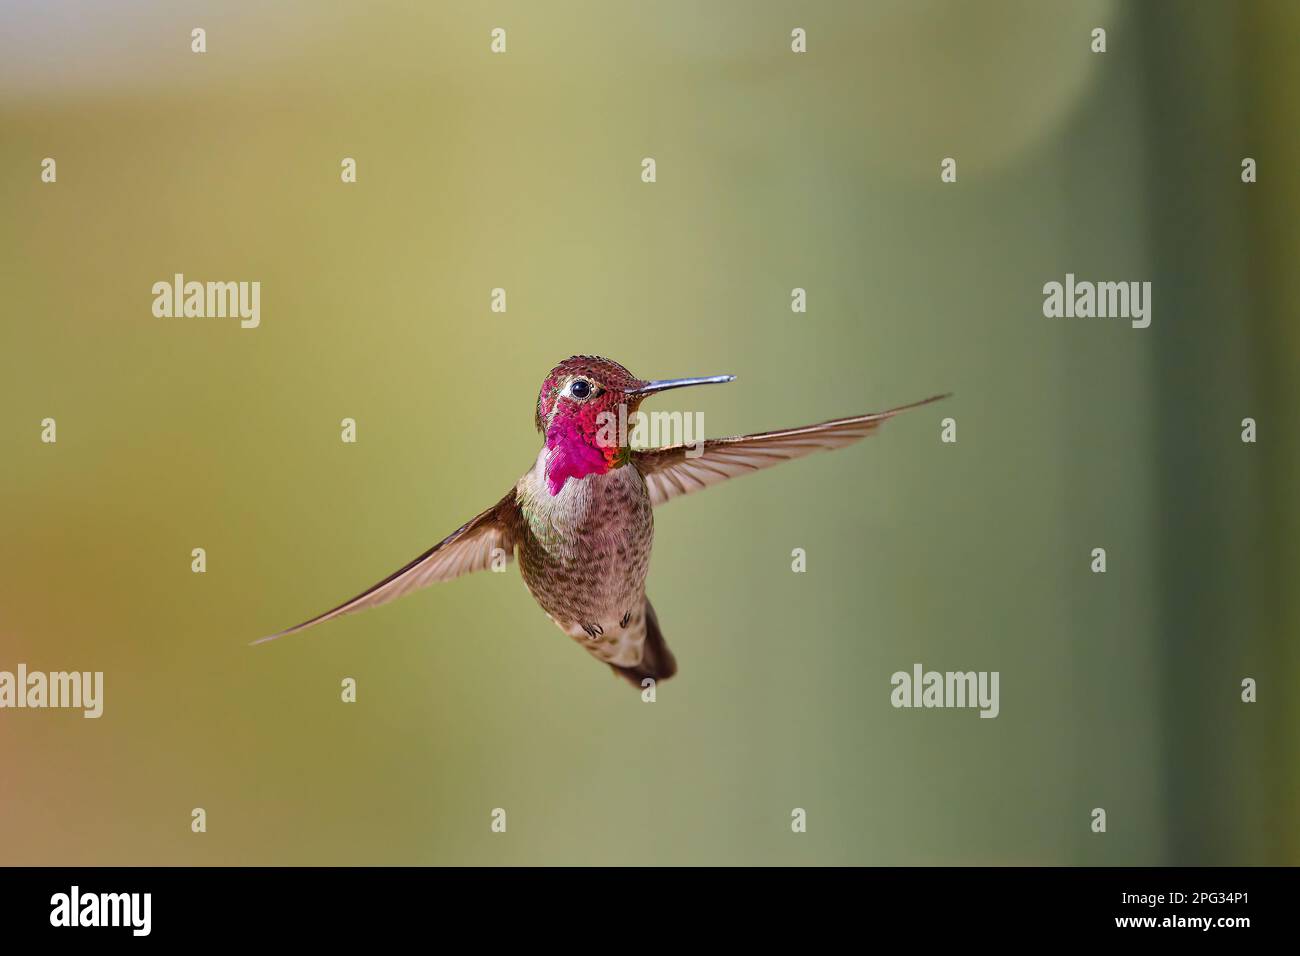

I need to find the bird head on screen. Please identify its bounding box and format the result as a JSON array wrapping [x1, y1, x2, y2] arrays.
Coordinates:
[[535, 355, 734, 495]]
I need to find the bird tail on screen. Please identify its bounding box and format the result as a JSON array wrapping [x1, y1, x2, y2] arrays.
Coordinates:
[[609, 598, 677, 688]]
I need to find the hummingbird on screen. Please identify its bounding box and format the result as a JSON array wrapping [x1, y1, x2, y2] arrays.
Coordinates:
[[256, 356, 945, 688]]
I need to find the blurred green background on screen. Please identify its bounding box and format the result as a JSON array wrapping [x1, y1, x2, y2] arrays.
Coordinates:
[[1, 0, 1296, 865]]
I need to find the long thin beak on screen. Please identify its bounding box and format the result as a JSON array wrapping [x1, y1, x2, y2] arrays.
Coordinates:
[[629, 374, 736, 396]]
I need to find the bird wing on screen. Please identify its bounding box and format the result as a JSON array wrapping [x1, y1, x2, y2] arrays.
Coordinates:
[[633, 394, 948, 507], [253, 489, 523, 644]]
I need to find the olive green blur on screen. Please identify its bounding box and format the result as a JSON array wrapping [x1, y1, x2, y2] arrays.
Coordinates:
[[1, 0, 1295, 865]]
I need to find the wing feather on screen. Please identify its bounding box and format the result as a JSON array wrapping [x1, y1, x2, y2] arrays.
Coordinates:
[[253, 489, 522, 644], [634, 394, 948, 507]]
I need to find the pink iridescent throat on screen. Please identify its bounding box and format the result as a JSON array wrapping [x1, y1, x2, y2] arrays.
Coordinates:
[[544, 412, 622, 495]]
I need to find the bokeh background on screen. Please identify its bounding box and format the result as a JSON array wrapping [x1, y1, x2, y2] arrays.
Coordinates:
[[2, 0, 1296, 865]]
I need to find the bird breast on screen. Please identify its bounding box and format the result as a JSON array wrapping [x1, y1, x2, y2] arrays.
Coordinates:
[[515, 448, 654, 627]]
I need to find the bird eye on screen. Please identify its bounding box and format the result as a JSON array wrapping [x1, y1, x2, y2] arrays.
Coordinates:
[[569, 380, 592, 399]]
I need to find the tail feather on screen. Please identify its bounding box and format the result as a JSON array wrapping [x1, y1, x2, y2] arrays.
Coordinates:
[[609, 599, 677, 688]]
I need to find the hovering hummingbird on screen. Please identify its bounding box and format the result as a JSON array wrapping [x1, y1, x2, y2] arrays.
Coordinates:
[[257, 356, 945, 687]]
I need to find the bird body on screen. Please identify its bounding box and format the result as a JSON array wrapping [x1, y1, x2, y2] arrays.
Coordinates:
[[257, 355, 945, 689], [515, 445, 657, 675]]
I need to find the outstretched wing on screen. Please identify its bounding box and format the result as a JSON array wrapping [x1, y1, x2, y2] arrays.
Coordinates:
[[633, 394, 948, 507], [253, 489, 523, 644]]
